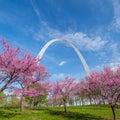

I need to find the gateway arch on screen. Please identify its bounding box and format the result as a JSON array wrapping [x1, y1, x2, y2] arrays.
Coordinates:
[[37, 38, 90, 75]]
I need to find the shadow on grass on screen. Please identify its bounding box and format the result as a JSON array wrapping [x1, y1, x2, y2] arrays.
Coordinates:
[[0, 110, 20, 119], [45, 109, 104, 120]]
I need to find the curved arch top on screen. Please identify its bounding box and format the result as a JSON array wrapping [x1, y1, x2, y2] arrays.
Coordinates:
[[37, 38, 90, 75]]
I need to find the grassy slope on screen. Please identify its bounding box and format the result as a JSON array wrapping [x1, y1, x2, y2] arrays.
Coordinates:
[[0, 105, 120, 120]]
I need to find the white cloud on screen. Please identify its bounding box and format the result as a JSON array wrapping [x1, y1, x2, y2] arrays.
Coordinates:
[[57, 61, 66, 66], [63, 32, 107, 51], [109, 62, 120, 70], [96, 62, 120, 72], [32, 22, 107, 51]]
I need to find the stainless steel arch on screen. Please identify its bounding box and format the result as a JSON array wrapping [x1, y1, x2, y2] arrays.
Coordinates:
[[37, 38, 90, 75]]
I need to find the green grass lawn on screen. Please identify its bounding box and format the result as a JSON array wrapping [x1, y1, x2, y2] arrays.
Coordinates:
[[0, 105, 120, 120]]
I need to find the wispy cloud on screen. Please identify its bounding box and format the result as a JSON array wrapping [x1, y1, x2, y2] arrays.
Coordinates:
[[30, 0, 41, 18], [108, 42, 120, 62], [29, 0, 108, 52], [63, 32, 107, 51], [32, 22, 107, 51], [57, 61, 66, 66], [96, 61, 120, 72], [111, 0, 120, 31], [95, 41, 120, 71]]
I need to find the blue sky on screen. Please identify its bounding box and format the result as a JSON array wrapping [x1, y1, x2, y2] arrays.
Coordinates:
[[0, 0, 120, 80]]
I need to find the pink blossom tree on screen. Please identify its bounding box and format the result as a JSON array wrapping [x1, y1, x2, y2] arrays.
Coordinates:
[[49, 76, 77, 112], [0, 39, 44, 92], [0, 39, 22, 92], [24, 81, 49, 108], [0, 39, 50, 112], [83, 72, 102, 105], [85, 66, 120, 120], [74, 80, 90, 106], [12, 63, 49, 112]]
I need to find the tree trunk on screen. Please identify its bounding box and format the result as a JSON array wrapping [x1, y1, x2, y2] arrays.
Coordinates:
[[20, 95, 24, 112], [0, 78, 13, 93], [81, 98, 84, 105], [102, 96, 105, 105], [63, 99, 67, 113], [75, 100, 77, 106], [89, 96, 92, 105], [111, 105, 116, 120], [30, 97, 34, 109]]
